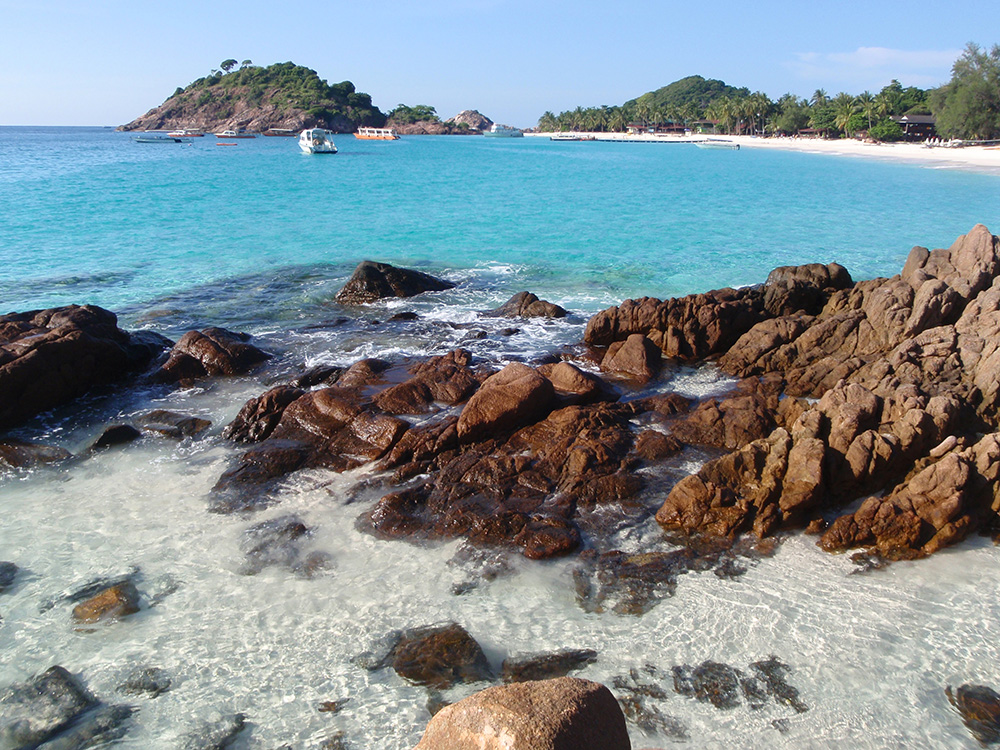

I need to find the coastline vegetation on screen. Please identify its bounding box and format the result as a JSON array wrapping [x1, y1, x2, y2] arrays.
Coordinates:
[[537, 43, 1000, 142]]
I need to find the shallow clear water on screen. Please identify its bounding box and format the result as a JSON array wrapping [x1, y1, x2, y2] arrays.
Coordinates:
[[1, 127, 1000, 748]]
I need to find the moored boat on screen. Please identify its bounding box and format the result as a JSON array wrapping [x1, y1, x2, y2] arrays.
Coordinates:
[[550, 133, 596, 141], [484, 124, 524, 138], [167, 129, 205, 138], [355, 127, 399, 140], [263, 128, 297, 137], [215, 130, 256, 139], [695, 139, 739, 150], [299, 128, 338, 154], [132, 134, 183, 144]]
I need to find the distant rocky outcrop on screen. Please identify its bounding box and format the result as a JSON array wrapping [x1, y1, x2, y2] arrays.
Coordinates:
[[388, 119, 482, 136], [446, 110, 494, 131], [119, 62, 385, 133]]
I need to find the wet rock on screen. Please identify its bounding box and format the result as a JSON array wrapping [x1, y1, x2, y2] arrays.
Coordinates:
[[381, 623, 494, 689], [947, 683, 1000, 745], [0, 304, 169, 430], [633, 429, 683, 461], [336, 261, 455, 304], [618, 694, 688, 739], [0, 666, 98, 748], [135, 409, 212, 439], [486, 291, 567, 319], [89, 424, 142, 450], [600, 333, 661, 382], [671, 658, 807, 713], [238, 514, 311, 575], [71, 580, 141, 623], [155, 326, 269, 383], [374, 349, 479, 414], [290, 364, 343, 388], [414, 677, 630, 750], [223, 385, 305, 443], [574, 549, 696, 615], [210, 439, 312, 513], [671, 378, 779, 450], [316, 698, 349, 714], [501, 649, 598, 683], [456, 362, 555, 442], [0, 561, 17, 593], [751, 657, 808, 713], [0, 440, 72, 469], [179, 711, 246, 750], [689, 661, 742, 709], [539, 361, 617, 405], [116, 666, 171, 698], [335, 358, 390, 388]]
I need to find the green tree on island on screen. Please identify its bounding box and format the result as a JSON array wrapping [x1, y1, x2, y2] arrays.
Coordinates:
[[931, 42, 1000, 140], [220, 59, 238, 73]]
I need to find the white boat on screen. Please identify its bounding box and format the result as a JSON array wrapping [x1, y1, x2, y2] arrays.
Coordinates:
[[695, 140, 739, 150], [215, 130, 256, 139], [484, 124, 524, 138], [355, 127, 399, 140], [132, 134, 182, 144], [550, 133, 595, 141], [298, 128, 338, 154]]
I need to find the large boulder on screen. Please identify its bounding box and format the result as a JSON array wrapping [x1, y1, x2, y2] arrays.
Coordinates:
[[0, 305, 169, 430], [0, 666, 99, 748], [413, 677, 630, 750], [456, 363, 555, 442], [155, 327, 269, 383], [486, 292, 567, 319], [336, 261, 455, 304], [382, 623, 494, 689]]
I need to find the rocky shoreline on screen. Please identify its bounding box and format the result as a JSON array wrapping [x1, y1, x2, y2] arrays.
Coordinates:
[[4, 230, 1000, 746]]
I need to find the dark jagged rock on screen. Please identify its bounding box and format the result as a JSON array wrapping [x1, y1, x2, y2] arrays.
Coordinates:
[[375, 623, 494, 689], [90, 424, 142, 451], [947, 684, 1000, 745], [154, 327, 269, 383], [37, 703, 135, 749], [670, 658, 807, 714], [0, 561, 17, 593], [336, 261, 455, 304], [117, 667, 172, 698], [486, 291, 567, 319], [414, 678, 630, 750], [373, 349, 480, 415], [0, 666, 99, 748], [501, 649, 598, 683], [0, 304, 170, 430], [210, 439, 312, 513], [0, 440, 72, 469]]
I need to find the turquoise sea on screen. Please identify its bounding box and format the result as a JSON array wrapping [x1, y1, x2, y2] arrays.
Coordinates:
[[3, 126, 1000, 748]]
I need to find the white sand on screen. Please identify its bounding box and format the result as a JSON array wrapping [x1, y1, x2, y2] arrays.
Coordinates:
[[528, 131, 1000, 173]]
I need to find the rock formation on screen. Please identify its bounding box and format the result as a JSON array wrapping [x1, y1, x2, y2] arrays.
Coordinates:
[[336, 261, 456, 304], [413, 677, 631, 750], [446, 110, 494, 131]]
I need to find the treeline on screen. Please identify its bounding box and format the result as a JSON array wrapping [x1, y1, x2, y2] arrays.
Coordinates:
[[539, 43, 1000, 142], [175, 61, 386, 127]]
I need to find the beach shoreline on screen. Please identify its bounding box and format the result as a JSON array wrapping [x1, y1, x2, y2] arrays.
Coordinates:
[[528, 130, 1000, 173]]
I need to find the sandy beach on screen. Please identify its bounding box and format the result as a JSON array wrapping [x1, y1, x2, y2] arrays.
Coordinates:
[[529, 131, 1000, 173]]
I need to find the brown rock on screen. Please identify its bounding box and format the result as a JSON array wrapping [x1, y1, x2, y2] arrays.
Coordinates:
[[335, 261, 455, 304], [501, 650, 598, 683], [0, 440, 72, 469], [763, 262, 852, 316], [136, 409, 212, 439], [947, 684, 1000, 745], [72, 581, 140, 623], [600, 334, 661, 382], [414, 677, 630, 750], [487, 292, 567, 319], [634, 430, 683, 461], [156, 327, 269, 382], [457, 363, 555, 442], [539, 361, 615, 405], [0, 304, 169, 429], [223, 385, 305, 443]]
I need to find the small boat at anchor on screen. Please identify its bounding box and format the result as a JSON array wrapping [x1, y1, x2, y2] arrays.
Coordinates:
[[299, 128, 338, 154], [215, 130, 256, 139], [167, 129, 205, 138], [695, 140, 739, 150], [355, 127, 399, 140], [132, 134, 183, 144], [484, 124, 524, 138], [550, 133, 596, 141], [263, 128, 297, 137]]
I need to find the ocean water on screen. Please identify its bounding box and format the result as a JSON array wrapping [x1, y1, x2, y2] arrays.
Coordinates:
[[2, 126, 1000, 748]]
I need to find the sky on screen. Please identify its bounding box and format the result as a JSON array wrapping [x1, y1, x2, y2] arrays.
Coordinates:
[[1, 0, 997, 127]]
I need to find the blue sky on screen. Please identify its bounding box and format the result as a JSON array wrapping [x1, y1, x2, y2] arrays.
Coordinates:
[[1, 0, 995, 127]]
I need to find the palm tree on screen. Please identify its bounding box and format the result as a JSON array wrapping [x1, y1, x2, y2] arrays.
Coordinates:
[[857, 91, 876, 129], [833, 92, 858, 136], [811, 89, 829, 107]]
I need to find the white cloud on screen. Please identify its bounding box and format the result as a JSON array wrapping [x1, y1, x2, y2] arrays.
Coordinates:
[[786, 46, 962, 91]]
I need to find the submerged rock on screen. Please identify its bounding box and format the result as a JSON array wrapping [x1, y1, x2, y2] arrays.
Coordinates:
[[501, 649, 598, 683], [336, 261, 455, 304], [0, 561, 17, 593], [89, 424, 142, 450], [0, 666, 99, 748], [368, 623, 494, 689], [155, 326, 269, 383], [238, 514, 312, 575], [947, 684, 1000, 745], [179, 711, 246, 750], [414, 677, 630, 750], [0, 440, 72, 470], [116, 666, 172, 698], [71, 580, 141, 623], [136, 409, 212, 439]]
